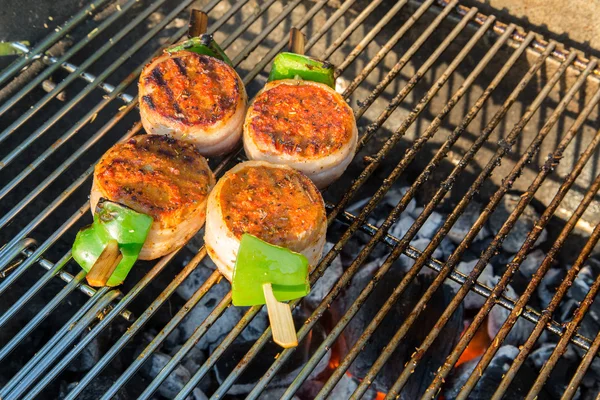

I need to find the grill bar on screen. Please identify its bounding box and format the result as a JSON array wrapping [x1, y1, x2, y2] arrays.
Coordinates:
[[318, 31, 556, 400], [1, 0, 600, 398], [0, 0, 112, 88], [445, 91, 600, 399], [97, 2, 440, 397], [1, 0, 140, 116], [354, 50, 582, 399], [336, 208, 593, 351], [213, 8, 490, 399], [526, 225, 600, 399]]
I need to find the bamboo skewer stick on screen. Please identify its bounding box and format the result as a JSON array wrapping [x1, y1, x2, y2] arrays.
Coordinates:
[[263, 283, 298, 348], [289, 27, 306, 55], [188, 9, 208, 37], [86, 239, 123, 287]]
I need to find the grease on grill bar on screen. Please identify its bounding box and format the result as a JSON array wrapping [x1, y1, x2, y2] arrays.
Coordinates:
[[0, 0, 600, 399]]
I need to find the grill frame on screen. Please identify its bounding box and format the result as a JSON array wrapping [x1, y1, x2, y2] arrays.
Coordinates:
[[0, 0, 599, 399]]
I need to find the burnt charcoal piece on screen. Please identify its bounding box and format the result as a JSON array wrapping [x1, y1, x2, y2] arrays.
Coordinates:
[[213, 312, 329, 395], [447, 201, 491, 245], [59, 377, 129, 400], [443, 345, 551, 399], [487, 276, 535, 345], [140, 352, 192, 398], [538, 268, 566, 308], [489, 193, 548, 254], [340, 263, 463, 396], [519, 249, 547, 279], [447, 259, 494, 310], [529, 343, 582, 399]]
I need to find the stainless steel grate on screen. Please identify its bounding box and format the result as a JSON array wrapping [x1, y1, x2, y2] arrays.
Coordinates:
[[1, 0, 600, 399]]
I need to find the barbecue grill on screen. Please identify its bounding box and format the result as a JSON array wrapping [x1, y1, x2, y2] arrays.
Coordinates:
[[1, 0, 600, 398]]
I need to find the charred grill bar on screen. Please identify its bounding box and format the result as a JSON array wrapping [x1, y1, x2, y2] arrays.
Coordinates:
[[1, 0, 600, 399]]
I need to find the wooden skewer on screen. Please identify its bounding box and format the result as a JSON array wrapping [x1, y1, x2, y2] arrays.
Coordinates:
[[263, 283, 298, 348], [86, 239, 123, 287], [288, 27, 306, 55], [189, 9, 209, 37]]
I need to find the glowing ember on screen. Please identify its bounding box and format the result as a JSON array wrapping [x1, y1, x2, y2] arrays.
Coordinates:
[[455, 318, 491, 367]]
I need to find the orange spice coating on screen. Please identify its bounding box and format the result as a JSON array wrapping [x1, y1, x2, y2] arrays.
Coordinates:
[[219, 165, 325, 250], [140, 52, 241, 127], [248, 83, 354, 158], [94, 135, 213, 226]]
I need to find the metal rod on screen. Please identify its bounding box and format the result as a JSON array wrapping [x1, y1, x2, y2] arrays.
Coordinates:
[[284, 25, 522, 400], [433, 0, 600, 77], [525, 225, 600, 399], [0, 0, 193, 169], [4, 290, 121, 400], [8, 41, 134, 103], [0, 0, 111, 88], [450, 88, 600, 400], [95, 252, 217, 400], [562, 328, 600, 399], [319, 0, 386, 60], [317, 29, 552, 400], [335, 0, 409, 74], [419, 56, 597, 399], [216, 10, 491, 399], [0, 0, 139, 116], [21, 250, 181, 398], [351, 0, 461, 121], [342, 0, 438, 97], [137, 282, 230, 400], [0, 270, 86, 362], [351, 48, 578, 400], [0, 286, 112, 397]]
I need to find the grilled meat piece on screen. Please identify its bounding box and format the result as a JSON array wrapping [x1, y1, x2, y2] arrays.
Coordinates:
[[243, 79, 357, 188], [139, 50, 247, 156], [91, 135, 215, 260], [204, 161, 327, 281]]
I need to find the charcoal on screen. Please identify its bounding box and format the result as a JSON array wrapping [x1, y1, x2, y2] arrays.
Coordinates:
[[340, 262, 463, 396], [390, 215, 415, 240], [487, 276, 535, 345], [67, 329, 101, 372], [489, 194, 548, 253], [448, 259, 494, 310], [140, 352, 191, 399], [439, 237, 456, 261], [383, 187, 416, 216], [214, 317, 330, 395], [178, 273, 243, 350], [60, 377, 128, 400], [328, 372, 378, 399], [170, 345, 206, 375], [568, 266, 595, 302], [176, 265, 214, 301], [416, 211, 443, 239], [519, 249, 547, 279], [304, 242, 343, 309], [447, 201, 490, 245], [443, 345, 550, 399], [558, 298, 579, 322], [256, 387, 301, 400], [529, 343, 581, 400], [538, 268, 566, 308], [191, 388, 208, 400]]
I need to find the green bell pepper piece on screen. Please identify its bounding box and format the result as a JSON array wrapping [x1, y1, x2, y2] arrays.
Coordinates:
[[166, 34, 233, 66], [232, 234, 310, 306], [72, 199, 153, 287], [267, 52, 335, 88]]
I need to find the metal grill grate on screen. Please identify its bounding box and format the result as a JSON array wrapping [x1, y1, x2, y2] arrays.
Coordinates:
[[1, 0, 600, 399]]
